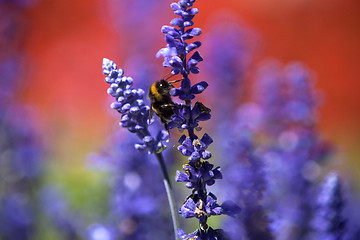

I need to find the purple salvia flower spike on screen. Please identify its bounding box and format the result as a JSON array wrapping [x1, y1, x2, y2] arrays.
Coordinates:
[[102, 58, 169, 154], [156, 1, 238, 237]]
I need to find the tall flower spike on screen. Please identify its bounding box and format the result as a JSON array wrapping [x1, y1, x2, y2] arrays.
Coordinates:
[[219, 124, 273, 240], [254, 61, 332, 240], [0, 3, 48, 239], [0, 106, 45, 240], [203, 22, 255, 113], [157, 1, 239, 238]]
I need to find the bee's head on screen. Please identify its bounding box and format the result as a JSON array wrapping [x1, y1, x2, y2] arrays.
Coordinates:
[[157, 79, 172, 94]]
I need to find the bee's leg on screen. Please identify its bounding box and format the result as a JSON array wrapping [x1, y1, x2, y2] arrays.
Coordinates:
[[148, 103, 154, 125]]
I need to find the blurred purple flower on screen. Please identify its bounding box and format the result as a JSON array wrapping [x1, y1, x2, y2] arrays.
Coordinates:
[[86, 132, 175, 239], [86, 223, 115, 240], [40, 186, 83, 240], [0, 194, 33, 240], [0, 106, 47, 240], [219, 126, 273, 240], [310, 172, 346, 240], [252, 61, 334, 239], [253, 60, 322, 135], [203, 21, 256, 112]]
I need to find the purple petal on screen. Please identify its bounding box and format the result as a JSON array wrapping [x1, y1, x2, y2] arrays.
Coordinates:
[[130, 106, 140, 114], [211, 206, 223, 216], [179, 198, 196, 218], [121, 103, 131, 112], [143, 136, 154, 144], [206, 179, 215, 186], [110, 102, 122, 109], [167, 121, 181, 129], [188, 8, 199, 15], [187, 27, 202, 36], [201, 133, 213, 146], [178, 145, 192, 156], [171, 3, 181, 11], [134, 143, 147, 151], [201, 151, 211, 159], [161, 25, 175, 33], [170, 88, 183, 96], [181, 78, 191, 91], [190, 67, 200, 74], [181, 137, 193, 149], [170, 18, 184, 27], [157, 130, 169, 141], [186, 41, 201, 53], [121, 114, 130, 121], [184, 21, 194, 27], [221, 201, 241, 217], [175, 171, 190, 182], [189, 151, 201, 162], [179, 93, 195, 101], [174, 10, 183, 16], [183, 106, 191, 120], [191, 103, 201, 118], [165, 34, 175, 45], [212, 167, 223, 179], [187, 59, 198, 69], [135, 125, 143, 131], [177, 229, 186, 238], [169, 56, 183, 68], [190, 81, 208, 94], [189, 51, 203, 62], [171, 68, 181, 75], [196, 113, 211, 122], [167, 31, 181, 38], [171, 114, 185, 123], [178, 134, 186, 144]]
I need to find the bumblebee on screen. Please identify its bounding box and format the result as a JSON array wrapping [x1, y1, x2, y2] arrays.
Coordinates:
[[148, 75, 181, 131]]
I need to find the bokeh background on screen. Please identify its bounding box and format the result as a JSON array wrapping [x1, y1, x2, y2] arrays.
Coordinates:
[[21, 0, 360, 176], [1, 0, 360, 237]]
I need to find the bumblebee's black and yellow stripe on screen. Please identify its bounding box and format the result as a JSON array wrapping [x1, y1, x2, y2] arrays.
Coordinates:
[[148, 79, 177, 131]]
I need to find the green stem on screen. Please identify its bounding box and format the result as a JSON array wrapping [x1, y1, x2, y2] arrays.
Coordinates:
[[155, 152, 179, 240]]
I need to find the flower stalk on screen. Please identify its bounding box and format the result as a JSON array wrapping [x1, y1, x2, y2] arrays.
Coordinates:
[[155, 153, 179, 240]]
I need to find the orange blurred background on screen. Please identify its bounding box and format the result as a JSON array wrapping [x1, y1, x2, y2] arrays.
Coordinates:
[[20, 0, 360, 177]]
